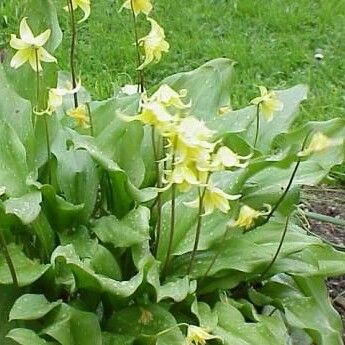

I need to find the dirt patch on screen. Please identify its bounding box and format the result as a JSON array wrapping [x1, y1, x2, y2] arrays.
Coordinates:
[[302, 185, 345, 340]]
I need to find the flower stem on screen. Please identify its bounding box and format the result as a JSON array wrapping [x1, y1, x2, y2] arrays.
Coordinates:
[[67, 0, 79, 108], [34, 49, 40, 128], [86, 102, 94, 136], [260, 216, 290, 278], [187, 173, 210, 275], [0, 230, 18, 288], [162, 149, 176, 277], [253, 103, 260, 148], [43, 115, 52, 184], [130, 0, 145, 92], [152, 128, 163, 257]]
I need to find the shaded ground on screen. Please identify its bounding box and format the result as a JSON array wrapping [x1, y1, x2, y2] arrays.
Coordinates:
[[302, 186, 345, 340]]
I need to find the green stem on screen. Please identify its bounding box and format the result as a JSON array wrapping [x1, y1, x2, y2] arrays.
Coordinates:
[[187, 188, 203, 275], [152, 128, 163, 257], [67, 0, 79, 108], [43, 115, 52, 184], [253, 103, 260, 148], [260, 216, 290, 278], [0, 231, 18, 288], [34, 49, 40, 128], [130, 0, 144, 92], [202, 224, 231, 279], [304, 210, 345, 228], [86, 102, 94, 136]]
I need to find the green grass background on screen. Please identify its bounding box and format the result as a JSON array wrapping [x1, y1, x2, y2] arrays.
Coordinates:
[[1, 0, 345, 122]]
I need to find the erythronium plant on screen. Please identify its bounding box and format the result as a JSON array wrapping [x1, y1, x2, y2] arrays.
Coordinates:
[[0, 1, 344, 345]]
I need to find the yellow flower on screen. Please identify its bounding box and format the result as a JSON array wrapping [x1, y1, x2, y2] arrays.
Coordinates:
[[164, 163, 200, 192], [64, 0, 91, 23], [138, 18, 169, 70], [67, 104, 90, 128], [185, 184, 241, 216], [171, 117, 216, 167], [185, 325, 222, 345], [250, 86, 283, 121], [47, 81, 81, 114], [232, 204, 271, 230], [10, 17, 56, 72], [212, 146, 251, 170], [151, 84, 190, 109], [298, 132, 343, 157], [122, 101, 175, 134], [120, 0, 153, 16]]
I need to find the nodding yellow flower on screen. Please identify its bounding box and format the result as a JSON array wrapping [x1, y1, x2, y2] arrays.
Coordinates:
[[138, 18, 169, 70], [64, 0, 91, 23], [250, 86, 283, 122], [120, 0, 153, 16], [185, 184, 241, 216], [151, 84, 190, 109], [231, 204, 271, 230], [67, 104, 90, 128], [46, 81, 81, 114], [212, 146, 251, 170], [10, 17, 56, 72], [173, 117, 215, 164], [298, 132, 343, 157], [164, 163, 200, 192], [185, 325, 222, 345], [121, 101, 175, 134]]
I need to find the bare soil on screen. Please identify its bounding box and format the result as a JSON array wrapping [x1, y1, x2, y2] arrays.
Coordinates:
[[302, 186, 345, 341]]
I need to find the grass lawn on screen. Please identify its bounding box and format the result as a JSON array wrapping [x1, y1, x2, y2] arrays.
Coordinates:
[[1, 0, 345, 122]]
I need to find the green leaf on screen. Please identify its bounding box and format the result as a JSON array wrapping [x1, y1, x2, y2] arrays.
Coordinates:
[[9, 294, 61, 321], [0, 286, 21, 345], [106, 304, 185, 345], [162, 58, 234, 120], [51, 244, 143, 298], [0, 121, 29, 197], [214, 301, 290, 345], [4, 190, 41, 225], [6, 329, 47, 345], [0, 67, 34, 164], [0, 244, 50, 287], [254, 275, 343, 345], [55, 149, 99, 223], [191, 300, 218, 331], [208, 84, 308, 153], [92, 206, 150, 248], [41, 304, 102, 345]]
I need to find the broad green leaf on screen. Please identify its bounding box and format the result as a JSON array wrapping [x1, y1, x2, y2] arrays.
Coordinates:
[[106, 304, 185, 345], [92, 206, 150, 248], [254, 275, 343, 345], [4, 190, 41, 225], [9, 294, 61, 321], [0, 67, 34, 162], [0, 286, 21, 345], [191, 300, 218, 331], [70, 130, 156, 217], [162, 58, 234, 120], [90, 97, 145, 187], [155, 277, 196, 303], [102, 332, 134, 345], [208, 84, 308, 153], [214, 301, 290, 345], [59, 226, 122, 280], [0, 244, 50, 286], [42, 304, 102, 345], [51, 244, 143, 298], [30, 212, 55, 259], [40, 184, 84, 231], [55, 149, 99, 223], [0, 121, 29, 197], [6, 329, 47, 345]]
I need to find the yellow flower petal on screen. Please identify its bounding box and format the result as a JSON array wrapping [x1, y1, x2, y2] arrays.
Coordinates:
[[9, 34, 30, 50], [10, 49, 30, 69], [38, 47, 57, 63], [19, 17, 35, 44], [77, 0, 91, 23], [120, 0, 153, 16], [34, 29, 51, 46]]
